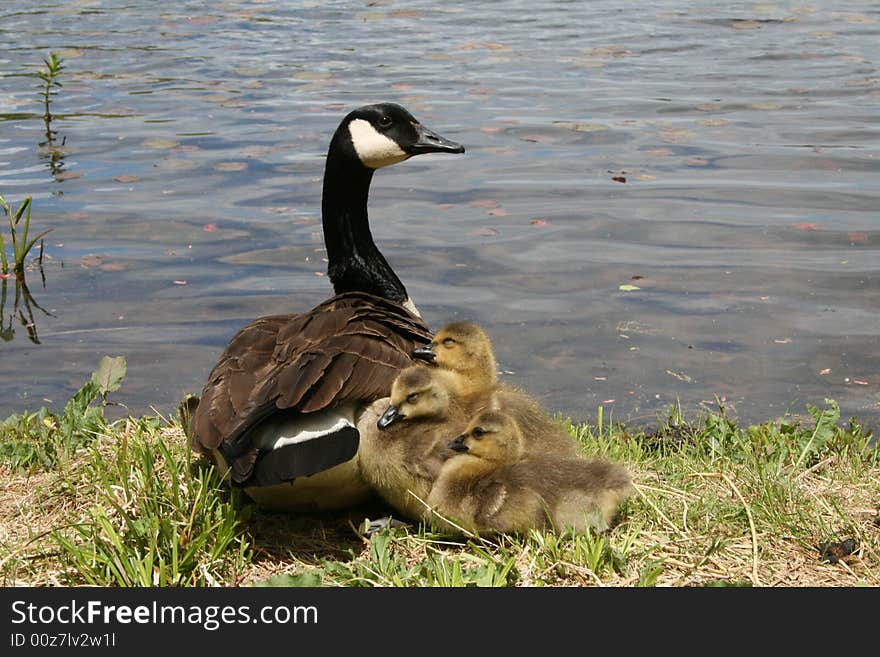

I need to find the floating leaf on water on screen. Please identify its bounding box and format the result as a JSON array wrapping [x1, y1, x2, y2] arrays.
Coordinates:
[[584, 46, 632, 58], [214, 162, 248, 172], [845, 78, 880, 88], [173, 280, 187, 285], [469, 199, 500, 208], [819, 368, 831, 375], [636, 173, 657, 180], [56, 48, 84, 58], [530, 219, 550, 226], [644, 147, 675, 157], [793, 222, 820, 231], [612, 176, 627, 183], [158, 158, 197, 171], [113, 175, 139, 183], [748, 101, 782, 110], [731, 20, 762, 29], [79, 254, 103, 268], [292, 71, 331, 81], [665, 369, 693, 383], [203, 223, 218, 232], [487, 208, 507, 216], [390, 9, 423, 19], [55, 171, 82, 180], [233, 66, 268, 77], [618, 284, 641, 291], [848, 232, 869, 244], [659, 127, 694, 144], [99, 261, 128, 272], [142, 138, 179, 149], [845, 14, 876, 24], [553, 121, 610, 133], [186, 16, 218, 25], [686, 158, 710, 167], [469, 227, 499, 237]]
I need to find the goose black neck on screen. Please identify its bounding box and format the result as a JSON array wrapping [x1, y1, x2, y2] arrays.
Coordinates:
[[321, 142, 408, 304]]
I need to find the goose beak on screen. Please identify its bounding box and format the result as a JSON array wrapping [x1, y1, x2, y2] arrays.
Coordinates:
[[408, 124, 465, 156], [411, 344, 437, 364], [377, 404, 404, 429], [448, 434, 469, 452]]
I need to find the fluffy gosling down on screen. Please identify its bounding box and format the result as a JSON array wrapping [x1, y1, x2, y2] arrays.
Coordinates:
[[411, 321, 581, 457], [426, 410, 634, 535], [357, 365, 468, 521]]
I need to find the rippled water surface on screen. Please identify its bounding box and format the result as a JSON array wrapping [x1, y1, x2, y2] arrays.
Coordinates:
[[1, 0, 878, 429]]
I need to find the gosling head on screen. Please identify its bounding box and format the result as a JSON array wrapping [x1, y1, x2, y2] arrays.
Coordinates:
[[447, 410, 524, 464], [338, 103, 464, 170], [377, 366, 455, 429], [410, 321, 497, 387]]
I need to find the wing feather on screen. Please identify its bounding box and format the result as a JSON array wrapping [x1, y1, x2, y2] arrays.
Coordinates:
[[188, 292, 432, 487]]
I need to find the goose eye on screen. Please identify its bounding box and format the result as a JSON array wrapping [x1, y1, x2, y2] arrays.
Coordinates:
[[442, 338, 456, 348], [472, 427, 485, 438], [406, 392, 419, 403], [378, 115, 392, 128]]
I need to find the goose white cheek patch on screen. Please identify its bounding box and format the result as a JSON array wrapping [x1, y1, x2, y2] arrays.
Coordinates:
[[349, 118, 409, 168]]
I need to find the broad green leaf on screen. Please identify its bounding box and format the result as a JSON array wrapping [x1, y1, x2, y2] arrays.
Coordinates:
[[91, 355, 127, 394]]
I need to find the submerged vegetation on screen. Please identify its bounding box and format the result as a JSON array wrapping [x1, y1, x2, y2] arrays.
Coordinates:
[[1, 360, 876, 587]]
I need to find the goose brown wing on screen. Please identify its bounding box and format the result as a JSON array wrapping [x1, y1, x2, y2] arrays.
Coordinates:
[[189, 291, 431, 456]]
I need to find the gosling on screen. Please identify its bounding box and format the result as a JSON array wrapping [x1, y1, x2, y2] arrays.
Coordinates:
[[426, 410, 633, 535], [412, 321, 581, 457], [357, 365, 468, 521]]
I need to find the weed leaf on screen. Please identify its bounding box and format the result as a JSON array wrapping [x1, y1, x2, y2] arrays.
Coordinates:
[[92, 355, 127, 395]]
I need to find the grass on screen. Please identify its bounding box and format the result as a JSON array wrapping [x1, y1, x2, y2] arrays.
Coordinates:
[[1, 362, 877, 587]]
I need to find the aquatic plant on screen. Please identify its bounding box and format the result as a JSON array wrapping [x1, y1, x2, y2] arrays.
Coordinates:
[[36, 52, 64, 124], [0, 194, 49, 276]]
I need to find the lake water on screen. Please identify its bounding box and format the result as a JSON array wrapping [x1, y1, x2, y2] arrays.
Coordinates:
[[1, 0, 878, 431]]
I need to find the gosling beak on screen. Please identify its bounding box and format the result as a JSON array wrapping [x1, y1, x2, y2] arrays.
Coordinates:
[[448, 434, 469, 453], [377, 405, 404, 430], [411, 344, 437, 364], [407, 123, 465, 156]]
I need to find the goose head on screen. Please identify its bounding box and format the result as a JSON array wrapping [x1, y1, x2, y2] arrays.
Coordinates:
[[377, 365, 455, 429], [322, 104, 464, 306], [411, 321, 498, 392], [340, 103, 464, 170], [448, 410, 524, 463]]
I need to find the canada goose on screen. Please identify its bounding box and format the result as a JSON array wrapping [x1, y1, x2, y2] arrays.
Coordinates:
[[357, 365, 467, 521], [184, 103, 464, 511], [411, 321, 582, 457], [427, 410, 633, 535]]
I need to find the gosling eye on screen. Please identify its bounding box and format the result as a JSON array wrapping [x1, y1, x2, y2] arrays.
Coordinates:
[[471, 427, 486, 438], [442, 337, 456, 348], [378, 114, 392, 128], [406, 392, 419, 403]]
